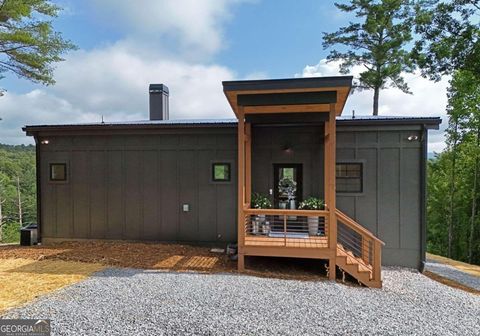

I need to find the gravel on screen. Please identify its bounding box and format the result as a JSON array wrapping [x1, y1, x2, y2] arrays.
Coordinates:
[[3, 267, 479, 336], [425, 260, 480, 291]]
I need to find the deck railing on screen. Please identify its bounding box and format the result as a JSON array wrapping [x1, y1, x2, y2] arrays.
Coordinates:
[[335, 209, 385, 282], [243, 208, 329, 248]]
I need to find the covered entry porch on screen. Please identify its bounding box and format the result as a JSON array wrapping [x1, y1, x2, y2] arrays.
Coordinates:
[[223, 76, 384, 288]]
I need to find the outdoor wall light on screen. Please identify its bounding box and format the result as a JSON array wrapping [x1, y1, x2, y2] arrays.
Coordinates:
[[40, 139, 50, 145], [407, 135, 419, 142], [283, 145, 293, 153]]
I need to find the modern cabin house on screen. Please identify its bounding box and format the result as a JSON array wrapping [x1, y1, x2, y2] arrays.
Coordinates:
[[24, 76, 441, 288]]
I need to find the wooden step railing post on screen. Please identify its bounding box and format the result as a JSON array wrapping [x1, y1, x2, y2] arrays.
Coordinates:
[[373, 240, 382, 282], [283, 214, 287, 247]]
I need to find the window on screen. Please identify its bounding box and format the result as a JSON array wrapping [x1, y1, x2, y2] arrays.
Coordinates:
[[336, 162, 363, 193], [50, 163, 67, 181], [212, 162, 231, 182]]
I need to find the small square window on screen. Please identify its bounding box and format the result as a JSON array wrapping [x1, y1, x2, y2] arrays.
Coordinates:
[[212, 163, 231, 182], [50, 163, 67, 181], [336, 162, 363, 193]]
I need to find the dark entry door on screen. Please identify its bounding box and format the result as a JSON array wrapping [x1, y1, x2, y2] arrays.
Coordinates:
[[273, 164, 303, 209]]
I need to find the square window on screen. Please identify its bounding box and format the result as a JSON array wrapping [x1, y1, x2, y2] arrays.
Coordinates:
[[212, 163, 231, 182], [50, 163, 67, 181], [336, 162, 363, 193]]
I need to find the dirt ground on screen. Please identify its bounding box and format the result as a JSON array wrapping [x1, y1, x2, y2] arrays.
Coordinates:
[[0, 241, 329, 281]]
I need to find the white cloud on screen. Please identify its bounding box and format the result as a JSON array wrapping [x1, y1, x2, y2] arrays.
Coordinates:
[[0, 0, 253, 144], [91, 0, 251, 60], [0, 43, 237, 144], [299, 59, 449, 152]]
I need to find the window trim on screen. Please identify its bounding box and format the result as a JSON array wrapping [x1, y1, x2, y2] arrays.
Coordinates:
[[211, 161, 232, 183], [335, 160, 365, 196], [49, 162, 68, 183]]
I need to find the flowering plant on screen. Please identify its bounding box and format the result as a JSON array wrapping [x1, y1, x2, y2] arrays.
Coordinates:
[[298, 197, 325, 210], [251, 193, 272, 209]]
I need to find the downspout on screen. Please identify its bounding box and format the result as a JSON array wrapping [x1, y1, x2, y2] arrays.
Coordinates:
[[419, 125, 428, 271], [34, 135, 42, 243]]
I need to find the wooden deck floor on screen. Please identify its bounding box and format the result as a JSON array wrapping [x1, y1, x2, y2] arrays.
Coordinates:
[[245, 235, 328, 248]]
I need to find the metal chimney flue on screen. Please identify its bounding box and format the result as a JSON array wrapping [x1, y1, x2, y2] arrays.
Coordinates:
[[149, 84, 169, 120]]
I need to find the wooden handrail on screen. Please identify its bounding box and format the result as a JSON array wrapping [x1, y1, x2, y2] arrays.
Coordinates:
[[335, 209, 385, 246], [244, 208, 329, 216]]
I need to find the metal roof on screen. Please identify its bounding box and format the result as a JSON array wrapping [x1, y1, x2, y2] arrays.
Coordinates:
[[23, 115, 441, 133]]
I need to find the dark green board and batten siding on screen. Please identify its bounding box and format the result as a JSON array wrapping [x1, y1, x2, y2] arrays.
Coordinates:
[[336, 125, 426, 269], [31, 118, 436, 269], [39, 129, 237, 244]]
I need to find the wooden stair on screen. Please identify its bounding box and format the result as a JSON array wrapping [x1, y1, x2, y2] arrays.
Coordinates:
[[336, 243, 382, 288], [334, 209, 385, 288]]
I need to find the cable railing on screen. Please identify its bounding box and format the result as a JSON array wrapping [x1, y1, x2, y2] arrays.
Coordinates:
[[243, 208, 329, 249], [335, 209, 385, 282]]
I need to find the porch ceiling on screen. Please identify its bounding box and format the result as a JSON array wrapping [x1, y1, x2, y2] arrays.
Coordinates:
[[222, 76, 353, 118]]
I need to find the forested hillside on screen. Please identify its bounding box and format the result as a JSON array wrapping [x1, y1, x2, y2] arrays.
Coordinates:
[[0, 144, 36, 242], [427, 71, 480, 265]]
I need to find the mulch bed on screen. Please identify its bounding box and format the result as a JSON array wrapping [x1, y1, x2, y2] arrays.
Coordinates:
[[0, 241, 329, 281]]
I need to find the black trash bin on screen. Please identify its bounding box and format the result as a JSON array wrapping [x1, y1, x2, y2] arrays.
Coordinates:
[[20, 223, 38, 246]]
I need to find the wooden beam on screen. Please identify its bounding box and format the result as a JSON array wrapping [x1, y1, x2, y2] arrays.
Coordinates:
[[245, 122, 252, 205], [237, 106, 245, 271], [325, 103, 337, 280], [244, 104, 330, 114]]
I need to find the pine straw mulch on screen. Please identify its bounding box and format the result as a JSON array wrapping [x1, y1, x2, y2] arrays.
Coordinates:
[[0, 258, 104, 313], [0, 241, 329, 282]]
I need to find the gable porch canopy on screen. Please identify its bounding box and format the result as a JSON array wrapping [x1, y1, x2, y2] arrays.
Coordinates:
[[222, 76, 353, 118]]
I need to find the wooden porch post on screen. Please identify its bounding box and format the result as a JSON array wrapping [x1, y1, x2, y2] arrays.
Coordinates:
[[325, 103, 337, 280], [245, 122, 252, 205], [237, 107, 246, 271]]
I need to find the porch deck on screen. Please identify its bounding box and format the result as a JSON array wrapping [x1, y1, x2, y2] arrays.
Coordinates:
[[245, 235, 328, 248]]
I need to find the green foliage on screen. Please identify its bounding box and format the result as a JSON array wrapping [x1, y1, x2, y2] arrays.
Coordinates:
[[427, 70, 480, 265], [0, 143, 36, 243], [0, 0, 76, 93], [298, 197, 325, 211], [323, 0, 416, 115], [251, 193, 272, 209], [413, 0, 480, 81], [2, 221, 19, 243]]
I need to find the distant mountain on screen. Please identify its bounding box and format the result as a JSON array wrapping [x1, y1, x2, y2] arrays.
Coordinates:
[[428, 152, 438, 160]]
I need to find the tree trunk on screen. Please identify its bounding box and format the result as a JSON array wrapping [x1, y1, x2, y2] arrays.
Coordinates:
[[468, 127, 480, 263], [373, 86, 380, 116], [16, 176, 22, 227], [448, 121, 459, 258]]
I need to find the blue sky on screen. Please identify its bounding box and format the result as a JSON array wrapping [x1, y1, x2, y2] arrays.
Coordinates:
[[0, 0, 447, 150]]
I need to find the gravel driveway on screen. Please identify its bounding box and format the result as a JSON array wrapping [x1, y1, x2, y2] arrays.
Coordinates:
[[426, 260, 480, 291], [3, 267, 479, 336]]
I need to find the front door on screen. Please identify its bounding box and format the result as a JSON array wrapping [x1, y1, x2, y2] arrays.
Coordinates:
[[273, 164, 303, 209]]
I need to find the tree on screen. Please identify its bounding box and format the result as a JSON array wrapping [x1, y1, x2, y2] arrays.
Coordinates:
[[323, 0, 416, 115], [447, 70, 480, 263], [413, 0, 480, 80], [0, 0, 76, 94]]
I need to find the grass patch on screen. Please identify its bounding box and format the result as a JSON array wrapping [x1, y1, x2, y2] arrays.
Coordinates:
[[0, 258, 104, 313]]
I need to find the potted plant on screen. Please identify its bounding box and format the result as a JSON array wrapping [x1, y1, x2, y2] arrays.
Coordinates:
[[251, 193, 272, 235], [298, 197, 325, 236]]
